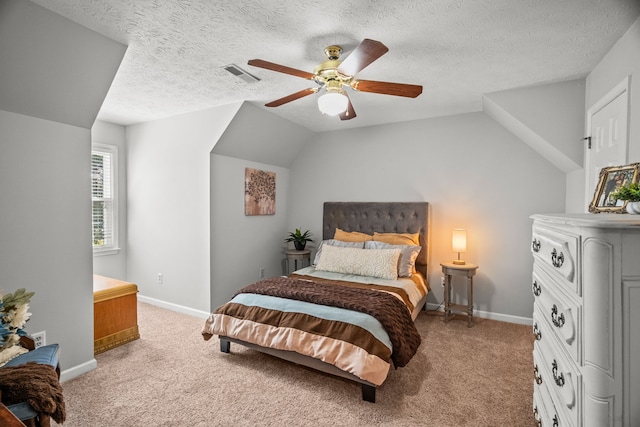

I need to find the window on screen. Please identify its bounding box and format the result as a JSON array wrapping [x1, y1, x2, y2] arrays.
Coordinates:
[[91, 144, 119, 254]]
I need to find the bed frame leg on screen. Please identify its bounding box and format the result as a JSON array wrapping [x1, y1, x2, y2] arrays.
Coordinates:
[[220, 338, 230, 353], [362, 384, 376, 403]]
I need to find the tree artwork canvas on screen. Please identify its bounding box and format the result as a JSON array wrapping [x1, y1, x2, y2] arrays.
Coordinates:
[[245, 168, 276, 215]]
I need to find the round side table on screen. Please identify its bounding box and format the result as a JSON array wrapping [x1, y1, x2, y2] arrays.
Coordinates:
[[285, 249, 311, 274], [440, 261, 479, 327]]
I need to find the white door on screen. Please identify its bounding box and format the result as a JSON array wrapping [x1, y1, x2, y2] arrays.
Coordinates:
[[585, 77, 630, 208]]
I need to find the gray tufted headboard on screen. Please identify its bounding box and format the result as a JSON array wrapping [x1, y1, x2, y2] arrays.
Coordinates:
[[322, 202, 430, 277]]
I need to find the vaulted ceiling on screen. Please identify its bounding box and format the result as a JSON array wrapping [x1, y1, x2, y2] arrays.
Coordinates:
[[32, 0, 640, 132]]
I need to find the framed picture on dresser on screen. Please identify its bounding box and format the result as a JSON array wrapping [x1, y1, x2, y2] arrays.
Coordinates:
[[588, 163, 640, 213]]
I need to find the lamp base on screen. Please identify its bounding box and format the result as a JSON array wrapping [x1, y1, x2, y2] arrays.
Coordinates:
[[452, 260, 466, 265]]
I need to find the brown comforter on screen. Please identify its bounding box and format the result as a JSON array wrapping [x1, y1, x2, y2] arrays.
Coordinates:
[[231, 276, 421, 367]]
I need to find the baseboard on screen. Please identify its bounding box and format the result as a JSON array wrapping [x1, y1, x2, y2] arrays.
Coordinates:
[[60, 358, 97, 383], [138, 294, 211, 319], [426, 302, 532, 325], [59, 296, 209, 383]]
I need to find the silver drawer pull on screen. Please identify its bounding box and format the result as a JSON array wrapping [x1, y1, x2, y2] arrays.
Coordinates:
[[534, 364, 542, 384], [532, 280, 541, 297], [551, 248, 564, 268], [552, 360, 565, 387], [551, 304, 565, 328], [533, 406, 542, 427], [532, 238, 541, 253], [533, 322, 542, 341]]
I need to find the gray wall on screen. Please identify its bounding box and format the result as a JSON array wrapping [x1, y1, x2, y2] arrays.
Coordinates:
[[287, 112, 566, 322], [92, 120, 128, 280], [0, 110, 95, 376], [210, 155, 291, 309], [125, 103, 242, 314], [0, 0, 125, 380], [0, 0, 125, 128], [125, 101, 313, 314]]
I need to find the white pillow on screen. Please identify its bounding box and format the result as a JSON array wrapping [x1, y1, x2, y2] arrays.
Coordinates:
[[315, 245, 400, 280], [313, 239, 365, 265], [365, 241, 421, 277]]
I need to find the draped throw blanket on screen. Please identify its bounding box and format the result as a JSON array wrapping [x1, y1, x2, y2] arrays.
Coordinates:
[[230, 276, 421, 367], [0, 362, 66, 425]]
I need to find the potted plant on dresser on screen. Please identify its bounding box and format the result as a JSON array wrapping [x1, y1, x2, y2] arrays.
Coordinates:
[[285, 228, 314, 250], [611, 182, 640, 214]]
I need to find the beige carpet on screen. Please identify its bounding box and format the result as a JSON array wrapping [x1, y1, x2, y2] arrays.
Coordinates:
[[59, 302, 534, 426]]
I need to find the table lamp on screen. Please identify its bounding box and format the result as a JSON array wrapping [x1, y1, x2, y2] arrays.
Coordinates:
[[452, 228, 467, 265]]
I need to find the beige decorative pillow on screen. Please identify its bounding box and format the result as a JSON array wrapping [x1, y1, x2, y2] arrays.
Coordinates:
[[315, 244, 400, 280], [313, 239, 365, 265], [334, 228, 373, 242], [365, 241, 421, 277], [373, 231, 420, 246]]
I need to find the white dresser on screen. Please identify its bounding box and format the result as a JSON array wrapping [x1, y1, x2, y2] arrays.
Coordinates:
[[530, 213, 640, 427]]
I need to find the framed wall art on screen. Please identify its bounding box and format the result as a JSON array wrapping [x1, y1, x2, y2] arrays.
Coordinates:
[[588, 163, 640, 213], [244, 167, 275, 216]]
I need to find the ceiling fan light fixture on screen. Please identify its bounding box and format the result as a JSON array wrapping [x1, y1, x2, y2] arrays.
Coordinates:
[[317, 91, 348, 116]]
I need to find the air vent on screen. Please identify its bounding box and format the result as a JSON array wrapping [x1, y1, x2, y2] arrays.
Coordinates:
[[223, 64, 260, 83]]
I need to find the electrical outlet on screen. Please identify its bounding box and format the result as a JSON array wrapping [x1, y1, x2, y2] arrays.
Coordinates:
[[259, 268, 265, 279], [32, 331, 46, 349], [440, 276, 445, 287], [157, 273, 163, 284]]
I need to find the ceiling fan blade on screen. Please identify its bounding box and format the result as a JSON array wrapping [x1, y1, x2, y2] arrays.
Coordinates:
[[337, 39, 389, 76], [264, 88, 318, 107], [248, 59, 315, 80], [352, 79, 423, 98], [339, 94, 356, 121]]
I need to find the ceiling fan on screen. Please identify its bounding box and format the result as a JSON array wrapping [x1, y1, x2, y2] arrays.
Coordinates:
[[247, 39, 423, 121]]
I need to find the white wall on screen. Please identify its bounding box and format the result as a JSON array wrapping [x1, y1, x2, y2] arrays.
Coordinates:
[[587, 17, 640, 161], [92, 120, 127, 280], [567, 16, 640, 212], [210, 155, 290, 309], [288, 112, 566, 322], [0, 110, 95, 374], [126, 103, 241, 313]]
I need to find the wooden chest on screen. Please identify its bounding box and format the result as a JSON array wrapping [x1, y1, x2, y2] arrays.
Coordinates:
[[93, 275, 140, 354]]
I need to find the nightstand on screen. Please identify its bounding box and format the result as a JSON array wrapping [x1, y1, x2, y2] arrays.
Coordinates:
[[440, 262, 479, 327], [285, 249, 311, 274]]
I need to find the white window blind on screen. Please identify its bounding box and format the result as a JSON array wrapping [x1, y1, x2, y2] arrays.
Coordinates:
[[91, 144, 118, 253]]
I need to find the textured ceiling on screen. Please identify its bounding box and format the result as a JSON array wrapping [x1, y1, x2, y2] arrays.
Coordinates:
[[31, 0, 640, 132]]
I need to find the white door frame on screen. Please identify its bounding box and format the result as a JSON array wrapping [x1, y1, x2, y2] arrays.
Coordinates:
[[584, 75, 631, 209]]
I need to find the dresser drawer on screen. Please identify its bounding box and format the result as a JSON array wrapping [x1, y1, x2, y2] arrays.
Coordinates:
[[532, 226, 580, 296], [535, 341, 581, 427], [533, 384, 549, 426], [534, 373, 564, 427], [532, 268, 582, 365]]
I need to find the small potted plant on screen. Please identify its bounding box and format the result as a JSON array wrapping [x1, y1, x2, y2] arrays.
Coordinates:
[[611, 182, 640, 214], [285, 228, 314, 250]]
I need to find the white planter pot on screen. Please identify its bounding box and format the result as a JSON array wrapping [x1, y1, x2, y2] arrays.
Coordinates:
[[625, 201, 640, 214]]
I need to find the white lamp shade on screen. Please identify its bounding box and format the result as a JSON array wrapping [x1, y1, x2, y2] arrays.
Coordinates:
[[452, 229, 467, 253], [317, 92, 348, 116]]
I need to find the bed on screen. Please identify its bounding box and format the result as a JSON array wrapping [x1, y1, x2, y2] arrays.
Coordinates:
[[202, 202, 430, 402]]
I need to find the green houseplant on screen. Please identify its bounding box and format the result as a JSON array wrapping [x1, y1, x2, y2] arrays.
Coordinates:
[[611, 182, 640, 214], [285, 228, 314, 250], [611, 182, 640, 202]]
